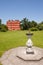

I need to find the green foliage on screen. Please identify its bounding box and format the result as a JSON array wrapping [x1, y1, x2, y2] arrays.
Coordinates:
[[0, 24, 8, 32], [20, 18, 43, 31], [37, 22, 43, 30], [0, 19, 2, 25], [28, 21, 32, 28], [30, 27, 38, 31], [20, 18, 38, 30], [0, 19, 8, 32], [20, 18, 29, 30], [0, 25, 1, 31], [31, 20, 37, 27]]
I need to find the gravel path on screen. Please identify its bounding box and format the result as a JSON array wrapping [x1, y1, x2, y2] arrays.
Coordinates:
[[0, 47, 43, 65]]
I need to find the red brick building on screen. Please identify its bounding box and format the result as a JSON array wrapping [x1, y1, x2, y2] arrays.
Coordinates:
[[6, 20, 20, 30]]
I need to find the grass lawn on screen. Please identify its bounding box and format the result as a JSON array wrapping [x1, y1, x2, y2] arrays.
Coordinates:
[[0, 30, 43, 57], [0, 64, 2, 65]]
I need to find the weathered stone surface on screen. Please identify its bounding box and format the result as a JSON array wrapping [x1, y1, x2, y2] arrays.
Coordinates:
[[17, 47, 43, 61], [0, 47, 43, 65]]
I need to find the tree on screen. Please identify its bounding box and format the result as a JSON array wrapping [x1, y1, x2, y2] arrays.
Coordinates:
[[0, 19, 2, 31], [28, 21, 32, 28], [0, 19, 2, 25], [31, 20, 37, 27], [0, 24, 8, 32], [37, 22, 43, 30], [20, 18, 29, 30]]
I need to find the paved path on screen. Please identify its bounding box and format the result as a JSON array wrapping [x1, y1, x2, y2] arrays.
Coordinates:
[[0, 47, 43, 65]]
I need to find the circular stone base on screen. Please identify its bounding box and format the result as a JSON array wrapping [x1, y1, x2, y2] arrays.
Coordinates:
[[17, 47, 43, 61], [0, 47, 43, 65]]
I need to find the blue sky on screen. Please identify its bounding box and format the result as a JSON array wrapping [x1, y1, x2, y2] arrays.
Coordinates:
[[0, 0, 43, 24]]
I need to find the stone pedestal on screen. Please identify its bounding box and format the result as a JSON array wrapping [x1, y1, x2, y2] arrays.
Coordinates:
[[26, 33, 34, 54]]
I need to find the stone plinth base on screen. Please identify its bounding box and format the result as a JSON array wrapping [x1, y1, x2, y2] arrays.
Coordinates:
[[17, 47, 43, 61], [26, 48, 34, 54], [1, 47, 43, 65]]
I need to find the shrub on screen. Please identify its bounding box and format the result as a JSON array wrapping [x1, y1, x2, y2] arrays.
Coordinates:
[[37, 24, 43, 31], [1, 28, 7, 32], [30, 27, 38, 31], [38, 26, 43, 30], [0, 24, 8, 32]]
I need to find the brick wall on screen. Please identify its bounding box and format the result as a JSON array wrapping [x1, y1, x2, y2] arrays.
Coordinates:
[[6, 20, 20, 30]]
